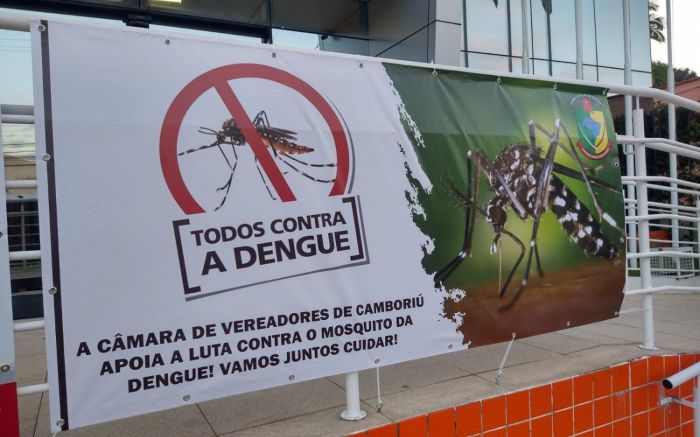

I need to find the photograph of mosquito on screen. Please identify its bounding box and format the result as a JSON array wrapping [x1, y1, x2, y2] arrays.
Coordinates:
[[178, 110, 336, 209], [434, 119, 625, 312]]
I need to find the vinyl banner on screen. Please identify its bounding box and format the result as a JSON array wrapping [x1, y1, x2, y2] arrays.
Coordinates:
[[33, 21, 625, 431]]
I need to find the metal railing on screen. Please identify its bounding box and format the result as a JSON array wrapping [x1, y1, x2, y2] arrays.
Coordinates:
[[2, 7, 700, 433]]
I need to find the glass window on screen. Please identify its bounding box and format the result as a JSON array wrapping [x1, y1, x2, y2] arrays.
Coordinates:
[[272, 29, 322, 50], [369, 0, 429, 56], [466, 52, 510, 73], [533, 58, 551, 76], [581, 0, 597, 65], [379, 27, 429, 63], [271, 0, 368, 40], [319, 35, 369, 56], [632, 71, 652, 87], [466, 0, 509, 55], [584, 64, 598, 82], [69, 0, 139, 6], [530, 0, 550, 61], [552, 61, 577, 80], [598, 67, 625, 84], [630, 0, 652, 72], [0, 29, 32, 106], [549, 0, 576, 63], [509, 0, 523, 57], [594, 0, 624, 68], [144, 0, 269, 26]]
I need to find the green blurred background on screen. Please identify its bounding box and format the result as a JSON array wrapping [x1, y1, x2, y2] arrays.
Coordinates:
[[385, 64, 626, 291]]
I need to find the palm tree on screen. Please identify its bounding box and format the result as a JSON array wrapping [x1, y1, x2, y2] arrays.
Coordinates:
[[649, 0, 666, 43]]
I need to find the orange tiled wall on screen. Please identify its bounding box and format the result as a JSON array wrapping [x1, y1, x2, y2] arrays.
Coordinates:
[[349, 354, 698, 437]]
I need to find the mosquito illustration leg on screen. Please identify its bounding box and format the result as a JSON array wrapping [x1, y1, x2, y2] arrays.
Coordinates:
[[516, 120, 561, 295], [282, 153, 336, 168], [497, 229, 526, 299], [559, 122, 624, 234], [212, 141, 240, 211], [178, 139, 220, 156], [534, 245, 544, 278], [254, 159, 278, 200], [468, 149, 528, 218], [276, 154, 335, 183], [532, 121, 623, 235], [434, 160, 477, 287]]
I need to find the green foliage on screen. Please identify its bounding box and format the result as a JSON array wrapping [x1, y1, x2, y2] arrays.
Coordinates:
[[652, 61, 698, 88], [649, 0, 665, 43]]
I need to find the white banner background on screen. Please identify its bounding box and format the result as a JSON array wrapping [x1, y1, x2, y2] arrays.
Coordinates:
[[33, 21, 464, 431]]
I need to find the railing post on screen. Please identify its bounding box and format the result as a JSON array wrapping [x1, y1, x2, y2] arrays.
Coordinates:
[[340, 371, 366, 421], [633, 108, 658, 350], [0, 107, 20, 437]]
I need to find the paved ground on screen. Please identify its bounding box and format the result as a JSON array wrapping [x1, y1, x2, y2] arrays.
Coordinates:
[[15, 292, 700, 437]]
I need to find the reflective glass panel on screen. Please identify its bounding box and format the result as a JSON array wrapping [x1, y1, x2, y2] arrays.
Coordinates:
[[584, 64, 598, 82], [594, 0, 624, 68], [466, 52, 510, 72], [379, 27, 429, 63], [145, 0, 269, 26], [632, 71, 652, 87], [552, 61, 577, 79], [271, 0, 368, 39], [598, 67, 625, 84], [549, 0, 576, 63], [630, 0, 652, 72], [466, 0, 509, 55], [369, 0, 429, 56], [530, 0, 550, 61]]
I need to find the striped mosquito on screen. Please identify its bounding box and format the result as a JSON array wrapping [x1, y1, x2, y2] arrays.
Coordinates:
[[435, 119, 623, 310], [178, 110, 336, 209]]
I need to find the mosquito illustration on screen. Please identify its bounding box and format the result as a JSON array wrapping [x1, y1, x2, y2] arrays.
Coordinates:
[[178, 110, 336, 209], [435, 119, 623, 310]]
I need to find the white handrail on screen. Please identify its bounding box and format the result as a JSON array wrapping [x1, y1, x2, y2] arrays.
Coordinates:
[[13, 320, 45, 332], [8, 250, 41, 261], [5, 180, 38, 189], [17, 383, 49, 396], [622, 175, 700, 191], [0, 114, 34, 124]]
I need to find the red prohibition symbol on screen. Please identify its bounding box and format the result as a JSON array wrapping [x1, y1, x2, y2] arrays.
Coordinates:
[[160, 64, 351, 215]]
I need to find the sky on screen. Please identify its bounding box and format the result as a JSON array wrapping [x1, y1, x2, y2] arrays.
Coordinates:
[[650, 0, 700, 72]]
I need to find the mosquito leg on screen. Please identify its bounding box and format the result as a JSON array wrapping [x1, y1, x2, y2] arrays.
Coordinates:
[[282, 153, 336, 168], [276, 154, 335, 183], [434, 159, 477, 287], [560, 122, 624, 234], [178, 140, 220, 156], [468, 149, 527, 218], [518, 120, 561, 293], [496, 228, 525, 299], [534, 244, 544, 278], [255, 158, 277, 200]]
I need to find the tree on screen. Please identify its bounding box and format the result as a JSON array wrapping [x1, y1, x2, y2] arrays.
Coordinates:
[[651, 61, 697, 88], [649, 0, 665, 43]]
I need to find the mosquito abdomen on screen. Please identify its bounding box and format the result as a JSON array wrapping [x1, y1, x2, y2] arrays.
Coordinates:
[[548, 176, 618, 261]]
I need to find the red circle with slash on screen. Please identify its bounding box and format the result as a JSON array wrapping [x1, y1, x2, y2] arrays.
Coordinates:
[[160, 64, 351, 215]]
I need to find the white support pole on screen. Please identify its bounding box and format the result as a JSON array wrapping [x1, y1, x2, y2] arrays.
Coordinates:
[[521, 0, 530, 74], [623, 0, 637, 270], [633, 108, 658, 350], [667, 0, 679, 257], [340, 372, 366, 421], [574, 0, 583, 79]]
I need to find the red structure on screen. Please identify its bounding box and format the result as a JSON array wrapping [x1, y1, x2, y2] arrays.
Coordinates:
[[350, 354, 698, 437]]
